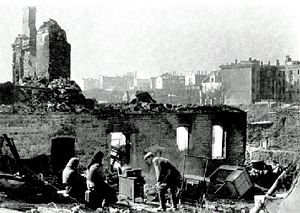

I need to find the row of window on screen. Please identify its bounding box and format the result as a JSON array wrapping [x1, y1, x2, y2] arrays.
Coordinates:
[[288, 70, 300, 75], [110, 124, 227, 169], [176, 125, 226, 159]]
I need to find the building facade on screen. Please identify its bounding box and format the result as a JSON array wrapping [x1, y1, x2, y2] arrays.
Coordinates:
[[220, 58, 261, 105], [202, 70, 222, 94], [136, 79, 151, 91], [185, 72, 207, 87], [284, 55, 300, 102], [259, 61, 285, 102], [151, 72, 185, 91], [83, 78, 101, 91]]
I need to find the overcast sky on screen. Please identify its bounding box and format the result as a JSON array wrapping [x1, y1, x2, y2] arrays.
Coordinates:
[[0, 0, 299, 88]]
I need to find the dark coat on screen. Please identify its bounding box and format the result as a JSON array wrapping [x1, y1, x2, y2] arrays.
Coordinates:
[[153, 157, 181, 185], [62, 157, 85, 201]]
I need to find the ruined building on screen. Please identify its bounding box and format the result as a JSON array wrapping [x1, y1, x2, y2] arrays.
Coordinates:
[[12, 7, 37, 84], [36, 19, 71, 81], [12, 7, 71, 84], [0, 105, 247, 183]]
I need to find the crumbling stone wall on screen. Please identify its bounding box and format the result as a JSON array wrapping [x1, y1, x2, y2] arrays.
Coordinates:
[[36, 19, 71, 81], [0, 108, 246, 182], [12, 7, 70, 84], [248, 107, 300, 150], [12, 35, 36, 84], [12, 7, 37, 85], [0, 113, 109, 170], [246, 105, 300, 165]]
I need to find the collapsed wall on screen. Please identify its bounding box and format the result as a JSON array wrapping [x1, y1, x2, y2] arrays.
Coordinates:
[[247, 106, 300, 165]]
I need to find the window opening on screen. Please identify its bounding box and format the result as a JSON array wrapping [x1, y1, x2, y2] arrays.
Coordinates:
[[110, 132, 127, 170], [212, 125, 226, 159], [176, 127, 189, 151]]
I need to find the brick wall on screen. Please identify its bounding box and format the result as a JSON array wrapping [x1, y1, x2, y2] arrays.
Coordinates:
[[0, 109, 246, 183]]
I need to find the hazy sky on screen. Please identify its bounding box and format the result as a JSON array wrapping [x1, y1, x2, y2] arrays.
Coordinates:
[[0, 0, 299, 88]]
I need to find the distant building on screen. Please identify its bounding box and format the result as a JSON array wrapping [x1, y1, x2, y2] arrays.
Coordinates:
[[102, 76, 126, 91], [220, 58, 261, 105], [151, 72, 185, 91], [185, 72, 206, 87], [82, 72, 148, 92], [136, 79, 151, 91], [101, 72, 135, 91], [259, 60, 285, 102], [83, 78, 101, 91], [202, 71, 221, 93], [284, 55, 300, 101]]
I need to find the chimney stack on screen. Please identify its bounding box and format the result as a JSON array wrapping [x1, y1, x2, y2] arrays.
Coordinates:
[[276, 59, 280, 66], [235, 59, 238, 64], [249, 57, 252, 61]]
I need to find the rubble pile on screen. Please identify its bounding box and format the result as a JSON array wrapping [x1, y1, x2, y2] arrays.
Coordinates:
[[0, 84, 243, 116], [245, 159, 300, 201], [0, 78, 90, 114], [247, 105, 300, 150], [93, 100, 242, 117]]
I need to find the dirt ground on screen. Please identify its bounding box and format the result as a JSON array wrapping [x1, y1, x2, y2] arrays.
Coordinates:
[[0, 193, 255, 213]]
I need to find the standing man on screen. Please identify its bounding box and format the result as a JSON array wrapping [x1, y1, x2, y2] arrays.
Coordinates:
[[144, 152, 181, 211]]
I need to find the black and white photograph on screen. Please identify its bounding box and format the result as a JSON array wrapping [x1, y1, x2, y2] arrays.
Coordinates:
[[0, 0, 299, 212]]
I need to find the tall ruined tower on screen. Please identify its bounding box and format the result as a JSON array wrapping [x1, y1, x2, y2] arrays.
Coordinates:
[[12, 7, 37, 85], [22, 7, 37, 55], [13, 7, 71, 84], [36, 19, 71, 81]]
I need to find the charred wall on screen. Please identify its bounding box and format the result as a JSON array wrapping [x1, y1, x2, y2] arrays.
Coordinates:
[[0, 108, 246, 182]]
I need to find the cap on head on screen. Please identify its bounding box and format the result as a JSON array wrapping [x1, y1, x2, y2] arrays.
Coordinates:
[[144, 152, 154, 161]]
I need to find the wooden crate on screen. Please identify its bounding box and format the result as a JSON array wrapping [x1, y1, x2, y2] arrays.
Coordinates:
[[119, 176, 144, 202], [225, 169, 253, 198]]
